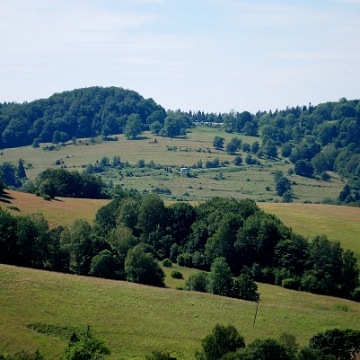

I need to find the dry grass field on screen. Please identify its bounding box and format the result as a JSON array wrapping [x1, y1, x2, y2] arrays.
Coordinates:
[[0, 190, 110, 227]]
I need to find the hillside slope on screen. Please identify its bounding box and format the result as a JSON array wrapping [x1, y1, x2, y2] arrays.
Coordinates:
[[0, 190, 110, 227], [1, 264, 360, 359]]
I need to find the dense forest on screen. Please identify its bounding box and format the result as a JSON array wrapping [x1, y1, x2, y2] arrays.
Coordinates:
[[0, 86, 193, 148], [0, 188, 358, 301]]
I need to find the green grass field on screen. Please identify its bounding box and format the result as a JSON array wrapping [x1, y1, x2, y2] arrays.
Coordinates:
[[1, 264, 360, 359], [0, 126, 345, 203], [258, 203, 360, 260]]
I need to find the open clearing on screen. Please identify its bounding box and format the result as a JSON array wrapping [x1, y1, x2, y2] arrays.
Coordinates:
[[1, 264, 360, 359], [0, 127, 345, 203], [0, 190, 109, 227]]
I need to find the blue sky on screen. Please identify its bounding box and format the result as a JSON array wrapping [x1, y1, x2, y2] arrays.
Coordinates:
[[1, 0, 360, 113]]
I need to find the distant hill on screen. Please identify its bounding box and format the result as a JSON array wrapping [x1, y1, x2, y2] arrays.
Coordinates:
[[0, 86, 165, 148], [1, 89, 360, 203]]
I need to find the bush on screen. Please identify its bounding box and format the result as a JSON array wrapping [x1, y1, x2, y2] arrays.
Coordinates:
[[281, 278, 300, 290], [184, 272, 209, 292], [162, 258, 172, 267], [233, 156, 242, 166], [170, 270, 183, 279], [146, 351, 177, 360], [176, 254, 185, 266], [196, 324, 245, 360], [42, 194, 51, 201]]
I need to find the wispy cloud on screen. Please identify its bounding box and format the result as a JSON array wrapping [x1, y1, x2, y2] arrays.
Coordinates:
[[269, 50, 360, 62]]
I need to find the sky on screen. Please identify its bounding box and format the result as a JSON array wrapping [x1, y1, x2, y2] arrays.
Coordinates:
[[1, 0, 360, 114]]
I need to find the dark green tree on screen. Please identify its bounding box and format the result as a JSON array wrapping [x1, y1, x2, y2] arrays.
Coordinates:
[[89, 249, 121, 280], [233, 156, 242, 166], [0, 162, 19, 187], [250, 141, 259, 154], [138, 194, 166, 237], [233, 273, 259, 301], [339, 184, 351, 202], [226, 137, 241, 155], [294, 160, 314, 177], [207, 257, 233, 297], [124, 245, 165, 287], [275, 176, 291, 196], [195, 324, 245, 360], [146, 351, 177, 360], [213, 136, 225, 150], [150, 121, 163, 136], [240, 338, 291, 360], [309, 328, 360, 360], [184, 272, 209, 292], [124, 114, 142, 139], [297, 347, 336, 360], [17, 159, 26, 179], [60, 327, 110, 360]]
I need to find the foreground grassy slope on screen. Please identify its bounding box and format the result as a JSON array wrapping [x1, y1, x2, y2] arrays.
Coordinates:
[[1, 264, 360, 359]]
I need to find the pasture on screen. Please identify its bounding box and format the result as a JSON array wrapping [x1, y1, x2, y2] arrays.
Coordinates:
[[1, 264, 360, 359], [0, 126, 344, 203]]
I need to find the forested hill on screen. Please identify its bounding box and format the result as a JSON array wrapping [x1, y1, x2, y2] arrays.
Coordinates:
[[1, 88, 360, 183], [0, 86, 166, 148]]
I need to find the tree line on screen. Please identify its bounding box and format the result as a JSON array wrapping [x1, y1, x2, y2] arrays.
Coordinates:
[[2, 324, 360, 360], [0, 188, 359, 300]]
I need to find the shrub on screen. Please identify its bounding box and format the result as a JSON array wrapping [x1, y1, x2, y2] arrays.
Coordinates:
[[42, 194, 51, 201], [162, 258, 172, 267], [196, 324, 245, 360], [176, 254, 185, 266], [184, 272, 209, 292], [146, 351, 177, 360], [170, 270, 183, 279], [282, 278, 300, 290], [233, 156, 242, 166]]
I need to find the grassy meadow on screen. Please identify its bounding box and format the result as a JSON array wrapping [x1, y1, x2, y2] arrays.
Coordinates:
[[0, 190, 109, 227], [258, 203, 360, 260], [0, 126, 358, 358], [0, 126, 345, 203], [1, 264, 360, 359]]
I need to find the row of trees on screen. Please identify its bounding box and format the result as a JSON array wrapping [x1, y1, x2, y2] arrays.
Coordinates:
[[5, 324, 360, 360], [25, 168, 108, 199], [0, 207, 166, 287], [0, 160, 27, 188], [194, 324, 360, 360], [183, 257, 259, 301], [0, 188, 358, 299]]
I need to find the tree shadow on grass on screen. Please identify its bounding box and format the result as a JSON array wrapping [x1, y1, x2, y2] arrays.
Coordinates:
[[0, 191, 14, 203]]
